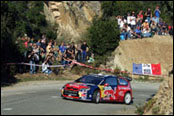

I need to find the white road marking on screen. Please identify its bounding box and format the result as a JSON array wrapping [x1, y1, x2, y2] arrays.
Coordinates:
[[3, 108, 13, 111], [51, 96, 59, 98]]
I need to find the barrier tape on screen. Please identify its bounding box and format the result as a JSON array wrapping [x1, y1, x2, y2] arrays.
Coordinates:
[[72, 61, 130, 74], [4, 62, 66, 67], [3, 61, 170, 77]]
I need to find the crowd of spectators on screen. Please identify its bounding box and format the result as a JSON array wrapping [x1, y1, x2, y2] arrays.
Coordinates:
[[21, 34, 94, 75], [116, 6, 173, 40]]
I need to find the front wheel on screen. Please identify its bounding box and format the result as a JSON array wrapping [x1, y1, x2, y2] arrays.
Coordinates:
[[92, 90, 100, 104], [124, 92, 132, 105]]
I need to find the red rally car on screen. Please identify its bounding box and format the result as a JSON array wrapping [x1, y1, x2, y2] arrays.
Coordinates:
[[61, 74, 133, 104]]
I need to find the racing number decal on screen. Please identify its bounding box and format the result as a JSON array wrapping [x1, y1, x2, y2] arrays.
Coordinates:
[[98, 85, 117, 100]]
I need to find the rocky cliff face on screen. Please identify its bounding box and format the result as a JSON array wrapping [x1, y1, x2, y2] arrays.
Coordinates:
[[106, 35, 173, 76], [43, 1, 102, 42], [144, 77, 173, 115]]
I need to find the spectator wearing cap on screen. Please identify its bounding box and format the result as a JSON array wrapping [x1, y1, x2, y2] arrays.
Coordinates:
[[143, 19, 149, 29]]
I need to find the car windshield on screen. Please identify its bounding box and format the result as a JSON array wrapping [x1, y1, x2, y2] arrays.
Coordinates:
[[75, 75, 103, 85]]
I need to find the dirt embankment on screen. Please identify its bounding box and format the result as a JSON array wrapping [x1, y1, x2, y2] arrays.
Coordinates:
[[107, 35, 173, 76]]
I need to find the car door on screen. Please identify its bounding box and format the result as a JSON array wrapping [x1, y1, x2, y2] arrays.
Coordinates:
[[98, 76, 118, 101]]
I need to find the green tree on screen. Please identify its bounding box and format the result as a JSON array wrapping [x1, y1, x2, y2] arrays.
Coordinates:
[[87, 17, 120, 56]]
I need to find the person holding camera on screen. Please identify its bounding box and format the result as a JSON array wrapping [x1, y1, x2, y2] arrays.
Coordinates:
[[28, 43, 40, 74]]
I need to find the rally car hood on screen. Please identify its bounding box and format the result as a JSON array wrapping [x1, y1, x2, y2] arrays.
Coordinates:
[[65, 82, 95, 90]]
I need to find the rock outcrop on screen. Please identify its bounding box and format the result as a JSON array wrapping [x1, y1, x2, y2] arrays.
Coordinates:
[[106, 35, 173, 76], [43, 1, 102, 42], [144, 77, 173, 115]]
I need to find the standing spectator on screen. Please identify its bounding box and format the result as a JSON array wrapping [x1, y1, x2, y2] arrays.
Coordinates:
[[169, 26, 173, 36], [71, 42, 76, 56], [130, 11, 137, 31], [81, 41, 89, 63], [137, 10, 143, 27], [119, 16, 126, 29], [145, 8, 152, 24], [53, 41, 59, 60], [154, 5, 161, 24], [127, 13, 132, 27], [36, 39, 41, 47], [59, 42, 67, 62], [116, 15, 122, 28], [61, 44, 74, 67], [75, 43, 82, 62], [46, 42, 53, 56], [40, 38, 47, 53], [28, 44, 40, 74]]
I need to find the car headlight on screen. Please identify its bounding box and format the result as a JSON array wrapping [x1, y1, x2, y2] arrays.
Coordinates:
[[79, 88, 90, 92], [62, 85, 66, 89]]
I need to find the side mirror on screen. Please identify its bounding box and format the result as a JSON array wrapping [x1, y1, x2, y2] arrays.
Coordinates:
[[104, 83, 109, 87]]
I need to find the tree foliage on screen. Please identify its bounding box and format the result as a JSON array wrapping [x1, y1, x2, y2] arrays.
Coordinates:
[[1, 1, 57, 85], [87, 17, 119, 56]]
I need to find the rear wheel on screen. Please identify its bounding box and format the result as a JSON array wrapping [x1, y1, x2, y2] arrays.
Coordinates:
[[92, 90, 100, 104], [124, 92, 132, 105]]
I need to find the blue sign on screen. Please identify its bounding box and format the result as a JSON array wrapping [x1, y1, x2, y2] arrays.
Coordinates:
[[133, 63, 143, 74]]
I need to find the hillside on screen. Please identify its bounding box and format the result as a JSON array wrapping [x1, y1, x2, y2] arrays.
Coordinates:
[[107, 35, 173, 76], [43, 1, 102, 42]]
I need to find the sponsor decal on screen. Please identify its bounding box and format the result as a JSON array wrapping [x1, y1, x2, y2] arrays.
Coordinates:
[[119, 87, 130, 90], [98, 85, 117, 100], [78, 89, 89, 100]]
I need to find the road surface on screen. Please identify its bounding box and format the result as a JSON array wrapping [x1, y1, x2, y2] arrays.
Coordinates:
[[1, 80, 161, 115]]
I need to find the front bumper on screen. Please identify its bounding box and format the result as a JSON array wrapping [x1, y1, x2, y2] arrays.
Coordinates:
[[61, 89, 92, 101]]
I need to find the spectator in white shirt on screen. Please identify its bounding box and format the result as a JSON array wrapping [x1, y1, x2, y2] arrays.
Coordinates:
[[130, 11, 137, 31], [127, 13, 132, 27]]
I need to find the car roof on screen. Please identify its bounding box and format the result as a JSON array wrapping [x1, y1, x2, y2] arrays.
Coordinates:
[[88, 74, 117, 78]]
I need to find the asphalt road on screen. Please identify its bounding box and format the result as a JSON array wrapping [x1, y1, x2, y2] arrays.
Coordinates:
[[1, 80, 161, 115]]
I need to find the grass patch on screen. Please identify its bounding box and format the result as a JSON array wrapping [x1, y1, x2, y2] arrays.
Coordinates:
[[144, 98, 156, 112], [152, 106, 160, 115], [135, 104, 144, 115], [135, 98, 157, 115], [135, 75, 150, 82]]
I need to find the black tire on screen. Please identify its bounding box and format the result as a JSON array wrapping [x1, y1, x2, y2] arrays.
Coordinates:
[[92, 90, 100, 104], [124, 92, 132, 105]]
